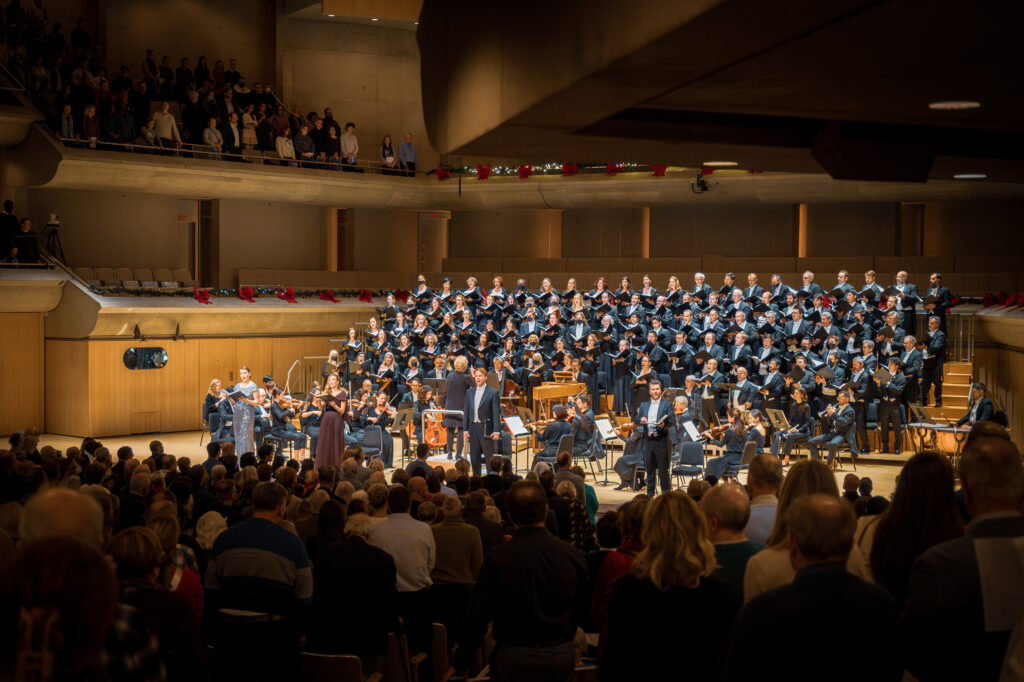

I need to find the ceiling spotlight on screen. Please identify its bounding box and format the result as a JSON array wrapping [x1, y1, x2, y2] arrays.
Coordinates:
[[371, 17, 379, 21], [702, 161, 738, 167], [928, 100, 980, 110], [953, 173, 987, 179]]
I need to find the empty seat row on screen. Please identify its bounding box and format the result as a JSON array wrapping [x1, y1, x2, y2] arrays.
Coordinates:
[[72, 266, 198, 291]]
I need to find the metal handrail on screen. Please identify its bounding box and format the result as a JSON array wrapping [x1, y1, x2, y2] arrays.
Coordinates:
[[420, 408, 465, 437], [0, 61, 27, 91], [53, 131, 411, 175]]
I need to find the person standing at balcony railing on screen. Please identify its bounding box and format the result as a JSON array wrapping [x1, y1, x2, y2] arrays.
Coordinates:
[[340, 122, 358, 166], [152, 100, 182, 150], [294, 124, 315, 168], [399, 132, 417, 176], [58, 103, 76, 139], [203, 117, 223, 160], [381, 134, 398, 175], [275, 127, 296, 165]]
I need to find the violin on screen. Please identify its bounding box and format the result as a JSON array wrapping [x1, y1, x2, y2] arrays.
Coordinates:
[[701, 424, 731, 439]]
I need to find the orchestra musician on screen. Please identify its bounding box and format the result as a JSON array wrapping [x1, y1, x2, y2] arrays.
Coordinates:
[[463, 367, 502, 476], [358, 390, 396, 468], [204, 378, 232, 443], [703, 408, 748, 480], [568, 394, 598, 458], [770, 386, 811, 466], [531, 404, 573, 469], [919, 316, 947, 407], [270, 389, 308, 460], [301, 396, 323, 455], [807, 390, 857, 467]]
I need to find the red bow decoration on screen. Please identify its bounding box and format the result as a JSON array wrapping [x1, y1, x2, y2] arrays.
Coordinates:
[[651, 165, 667, 177], [561, 163, 578, 176], [701, 168, 715, 176], [476, 164, 491, 180], [193, 286, 211, 304], [997, 290, 1008, 305], [319, 290, 338, 303], [276, 287, 298, 304], [436, 167, 451, 180], [1007, 293, 1019, 307], [358, 288, 373, 303], [606, 163, 623, 176], [950, 296, 960, 307], [395, 289, 410, 303], [518, 164, 533, 179], [748, 169, 764, 175], [983, 292, 994, 307], [238, 286, 255, 303]]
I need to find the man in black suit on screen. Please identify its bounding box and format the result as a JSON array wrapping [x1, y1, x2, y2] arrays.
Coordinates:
[[876, 359, 907, 454], [743, 272, 764, 301], [919, 316, 947, 407], [220, 110, 244, 157], [726, 494, 902, 682], [634, 379, 673, 496], [798, 270, 824, 299], [807, 390, 857, 464], [905, 435, 1024, 682], [923, 272, 953, 332], [847, 357, 873, 453], [957, 382, 995, 427], [463, 367, 502, 476], [894, 270, 920, 335]]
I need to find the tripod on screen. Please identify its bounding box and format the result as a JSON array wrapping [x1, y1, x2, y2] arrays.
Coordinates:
[[44, 225, 65, 264]]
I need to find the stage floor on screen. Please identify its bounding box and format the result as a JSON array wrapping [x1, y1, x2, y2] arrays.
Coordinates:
[[36, 431, 903, 509]]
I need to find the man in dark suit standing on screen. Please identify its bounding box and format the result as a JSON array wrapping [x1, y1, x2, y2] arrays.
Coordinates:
[[905, 435, 1024, 682], [923, 272, 953, 333], [221, 110, 244, 157], [463, 367, 502, 476], [894, 270, 920, 335], [919, 316, 947, 407], [957, 382, 995, 427], [634, 379, 673, 496], [726, 494, 902, 682]]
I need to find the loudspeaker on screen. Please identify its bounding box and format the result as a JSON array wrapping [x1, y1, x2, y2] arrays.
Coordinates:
[[812, 121, 934, 183]]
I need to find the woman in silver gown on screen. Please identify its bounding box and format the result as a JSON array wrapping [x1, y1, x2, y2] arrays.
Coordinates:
[[230, 366, 262, 455]]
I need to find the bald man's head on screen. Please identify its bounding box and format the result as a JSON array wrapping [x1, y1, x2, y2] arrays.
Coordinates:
[[701, 483, 751, 539], [19, 488, 104, 547]]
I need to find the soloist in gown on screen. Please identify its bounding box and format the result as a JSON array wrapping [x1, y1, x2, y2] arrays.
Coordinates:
[[315, 390, 348, 469], [231, 382, 258, 455]]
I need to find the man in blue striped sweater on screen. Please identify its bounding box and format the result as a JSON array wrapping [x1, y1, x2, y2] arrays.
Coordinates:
[[206, 481, 312, 678]]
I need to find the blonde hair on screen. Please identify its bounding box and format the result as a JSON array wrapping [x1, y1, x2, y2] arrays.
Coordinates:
[[632, 491, 717, 590], [208, 378, 221, 396], [453, 356, 469, 372], [765, 459, 838, 547]]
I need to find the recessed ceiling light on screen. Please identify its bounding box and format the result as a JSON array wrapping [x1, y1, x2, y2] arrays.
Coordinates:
[[327, 13, 334, 16], [414, 21, 419, 25], [929, 100, 980, 110], [371, 17, 379, 21], [702, 161, 738, 167], [953, 173, 987, 179]]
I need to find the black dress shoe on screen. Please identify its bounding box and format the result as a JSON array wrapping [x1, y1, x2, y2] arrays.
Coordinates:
[[614, 482, 629, 491], [934, 402, 942, 407], [879, 449, 889, 454]]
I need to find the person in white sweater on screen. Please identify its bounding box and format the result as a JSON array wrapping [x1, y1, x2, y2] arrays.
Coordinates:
[[742, 459, 870, 603], [275, 129, 295, 165], [151, 101, 182, 148]]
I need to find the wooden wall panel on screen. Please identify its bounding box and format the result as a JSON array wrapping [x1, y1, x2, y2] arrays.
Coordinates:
[[43, 339, 89, 437], [973, 345, 1024, 453], [0, 313, 44, 436], [43, 334, 348, 437]]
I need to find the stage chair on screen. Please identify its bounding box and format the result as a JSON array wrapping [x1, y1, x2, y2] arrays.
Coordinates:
[[362, 426, 384, 460], [727, 441, 759, 482], [671, 441, 705, 488]]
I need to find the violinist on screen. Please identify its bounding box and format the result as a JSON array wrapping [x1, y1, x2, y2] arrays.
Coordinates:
[[770, 386, 810, 466], [413, 385, 439, 442], [704, 408, 747, 480], [301, 395, 323, 455], [204, 378, 232, 442], [568, 394, 598, 458], [359, 390, 396, 468], [270, 389, 308, 460]]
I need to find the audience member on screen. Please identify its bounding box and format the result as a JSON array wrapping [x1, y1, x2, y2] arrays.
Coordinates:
[[743, 460, 870, 602], [744, 453, 782, 545], [369, 485, 435, 653], [464, 490, 505, 552], [601, 491, 738, 681], [591, 496, 648, 638], [905, 436, 1024, 682], [450, 481, 588, 680], [430, 496, 483, 642], [726, 494, 902, 681], [702, 482, 763, 602]]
